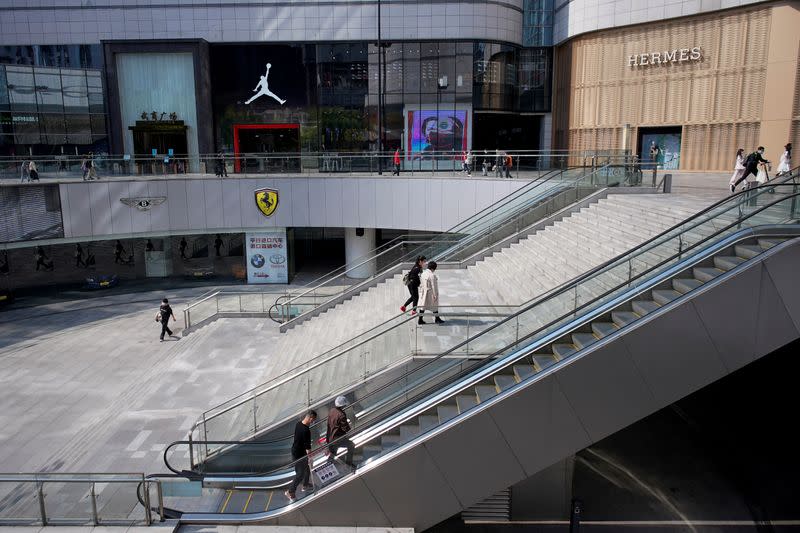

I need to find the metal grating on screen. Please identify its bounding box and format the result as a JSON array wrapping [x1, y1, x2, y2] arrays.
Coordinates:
[[461, 488, 511, 522]]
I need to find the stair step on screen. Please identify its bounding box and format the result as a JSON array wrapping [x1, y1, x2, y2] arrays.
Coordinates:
[[591, 321, 618, 338], [632, 300, 660, 316], [571, 332, 598, 350], [552, 343, 577, 359], [494, 374, 518, 391], [611, 311, 638, 327], [735, 244, 763, 259], [714, 255, 746, 271], [475, 385, 499, 403], [513, 364, 536, 382], [532, 354, 558, 370], [673, 278, 703, 293], [418, 415, 440, 433], [437, 404, 460, 423], [456, 395, 478, 413], [652, 289, 681, 305], [693, 267, 724, 282], [399, 425, 420, 441], [759, 238, 783, 249]]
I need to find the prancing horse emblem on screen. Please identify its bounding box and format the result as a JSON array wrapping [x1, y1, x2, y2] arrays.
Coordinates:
[[254, 187, 279, 217]]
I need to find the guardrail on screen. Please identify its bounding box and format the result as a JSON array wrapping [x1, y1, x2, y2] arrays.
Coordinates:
[[0, 473, 161, 526], [2, 150, 635, 181]]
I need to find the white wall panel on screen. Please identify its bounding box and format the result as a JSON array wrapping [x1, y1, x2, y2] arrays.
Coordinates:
[[56, 176, 533, 239]]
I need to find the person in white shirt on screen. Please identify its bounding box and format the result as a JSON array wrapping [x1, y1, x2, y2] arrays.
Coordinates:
[[462, 150, 472, 176], [776, 143, 792, 176], [729, 148, 746, 189], [418, 261, 443, 325]]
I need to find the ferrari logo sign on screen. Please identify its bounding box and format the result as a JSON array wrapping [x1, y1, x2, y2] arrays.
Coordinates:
[[255, 187, 279, 217]]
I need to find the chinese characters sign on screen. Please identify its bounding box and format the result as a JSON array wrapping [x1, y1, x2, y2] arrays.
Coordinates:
[[246, 230, 288, 284]]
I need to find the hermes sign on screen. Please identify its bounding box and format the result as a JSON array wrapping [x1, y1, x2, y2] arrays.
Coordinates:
[[628, 47, 702, 67]]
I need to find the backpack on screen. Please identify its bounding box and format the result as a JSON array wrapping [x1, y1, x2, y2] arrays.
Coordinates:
[[744, 152, 758, 167]]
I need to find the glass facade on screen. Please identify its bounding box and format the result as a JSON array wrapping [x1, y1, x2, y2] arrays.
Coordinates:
[[0, 45, 104, 70], [523, 0, 555, 47], [0, 64, 108, 156], [209, 41, 551, 157]]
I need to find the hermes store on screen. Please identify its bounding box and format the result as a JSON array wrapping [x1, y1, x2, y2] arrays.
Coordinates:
[[553, 1, 800, 171]]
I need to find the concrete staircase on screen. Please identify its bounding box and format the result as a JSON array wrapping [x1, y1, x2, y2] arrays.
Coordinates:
[[259, 194, 710, 382]]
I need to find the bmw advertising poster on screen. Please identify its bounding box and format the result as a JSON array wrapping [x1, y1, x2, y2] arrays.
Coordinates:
[[246, 230, 288, 284]]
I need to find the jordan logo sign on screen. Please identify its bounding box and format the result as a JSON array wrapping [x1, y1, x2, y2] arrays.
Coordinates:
[[245, 63, 286, 105]]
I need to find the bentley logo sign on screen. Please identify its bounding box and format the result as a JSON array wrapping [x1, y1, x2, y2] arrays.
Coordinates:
[[254, 187, 279, 217], [120, 197, 166, 211]]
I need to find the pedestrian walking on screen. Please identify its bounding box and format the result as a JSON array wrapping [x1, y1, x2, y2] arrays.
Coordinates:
[[392, 148, 401, 176], [285, 410, 318, 503], [462, 150, 472, 176], [494, 149, 503, 177], [156, 298, 177, 341], [28, 160, 39, 181], [145, 239, 154, 252], [418, 261, 443, 325], [179, 237, 188, 260], [326, 396, 355, 470], [728, 148, 746, 190], [482, 156, 490, 177], [34, 246, 53, 271], [86, 152, 97, 180], [114, 240, 126, 264], [81, 155, 89, 180], [732, 146, 770, 192], [400, 255, 426, 315], [75, 243, 87, 268], [776, 143, 792, 176], [214, 234, 225, 257], [215, 152, 228, 177], [504, 152, 513, 178]]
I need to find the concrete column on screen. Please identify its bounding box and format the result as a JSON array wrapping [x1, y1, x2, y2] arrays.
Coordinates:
[[344, 227, 376, 279]]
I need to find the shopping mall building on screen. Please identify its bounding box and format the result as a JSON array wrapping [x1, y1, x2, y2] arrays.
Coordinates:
[[0, 0, 796, 171]]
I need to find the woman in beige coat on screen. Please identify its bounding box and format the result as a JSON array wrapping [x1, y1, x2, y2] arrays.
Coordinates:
[[418, 261, 444, 325]]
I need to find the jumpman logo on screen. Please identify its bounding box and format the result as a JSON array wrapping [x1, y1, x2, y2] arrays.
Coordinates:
[[245, 63, 286, 105]]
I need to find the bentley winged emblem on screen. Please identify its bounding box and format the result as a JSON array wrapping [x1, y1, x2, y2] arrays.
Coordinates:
[[254, 187, 279, 217], [120, 197, 167, 211]]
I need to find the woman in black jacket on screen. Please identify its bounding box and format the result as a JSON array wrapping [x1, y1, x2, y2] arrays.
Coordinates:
[[401, 255, 426, 315]]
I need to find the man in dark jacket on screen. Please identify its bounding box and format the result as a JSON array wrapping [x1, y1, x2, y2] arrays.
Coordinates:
[[733, 146, 770, 191], [285, 410, 317, 502], [157, 298, 177, 341], [327, 396, 355, 469]]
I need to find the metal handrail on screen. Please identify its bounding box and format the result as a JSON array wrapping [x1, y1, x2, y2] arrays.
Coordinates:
[[170, 187, 800, 500], [0, 472, 161, 526]]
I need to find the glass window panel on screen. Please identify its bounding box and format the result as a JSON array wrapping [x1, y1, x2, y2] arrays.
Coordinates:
[[0, 67, 8, 111], [12, 113, 42, 144], [0, 46, 34, 66], [61, 72, 88, 113], [384, 43, 403, 94], [34, 67, 64, 114], [403, 43, 421, 95], [65, 113, 91, 144], [41, 113, 66, 144], [6, 66, 37, 113], [420, 42, 439, 94], [87, 71, 104, 113], [90, 114, 107, 137], [438, 42, 456, 95]]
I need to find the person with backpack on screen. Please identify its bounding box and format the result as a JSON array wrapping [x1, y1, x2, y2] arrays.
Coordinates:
[[732, 147, 770, 192], [326, 396, 355, 470], [285, 410, 318, 502], [156, 298, 177, 341], [400, 255, 426, 315]]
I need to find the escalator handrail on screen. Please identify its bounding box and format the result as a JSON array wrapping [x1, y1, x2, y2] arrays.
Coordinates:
[[172, 181, 799, 481], [171, 192, 800, 490], [276, 166, 598, 308]]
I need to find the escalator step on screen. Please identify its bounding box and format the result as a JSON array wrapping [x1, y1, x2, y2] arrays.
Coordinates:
[[400, 424, 421, 441], [591, 322, 618, 338], [672, 278, 703, 294], [632, 300, 660, 316], [532, 354, 558, 370], [362, 444, 383, 460], [494, 374, 518, 391], [714, 255, 746, 271], [475, 385, 499, 403], [735, 244, 763, 259], [418, 415, 440, 433], [571, 333, 597, 350], [438, 404, 460, 423], [224, 490, 251, 513], [611, 311, 638, 327], [381, 433, 403, 451], [513, 364, 536, 382], [759, 238, 783, 249], [552, 343, 577, 359], [246, 491, 269, 513], [456, 395, 478, 413], [693, 267, 724, 282], [652, 289, 681, 305]]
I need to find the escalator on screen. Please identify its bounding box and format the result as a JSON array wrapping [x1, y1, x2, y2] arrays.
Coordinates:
[[158, 181, 800, 529]]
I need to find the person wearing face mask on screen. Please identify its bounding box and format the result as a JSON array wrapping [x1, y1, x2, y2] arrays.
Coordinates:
[[732, 146, 770, 192]]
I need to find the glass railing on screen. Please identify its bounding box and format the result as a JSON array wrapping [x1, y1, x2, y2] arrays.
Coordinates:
[[168, 179, 799, 485], [187, 305, 515, 469], [270, 161, 639, 324]]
